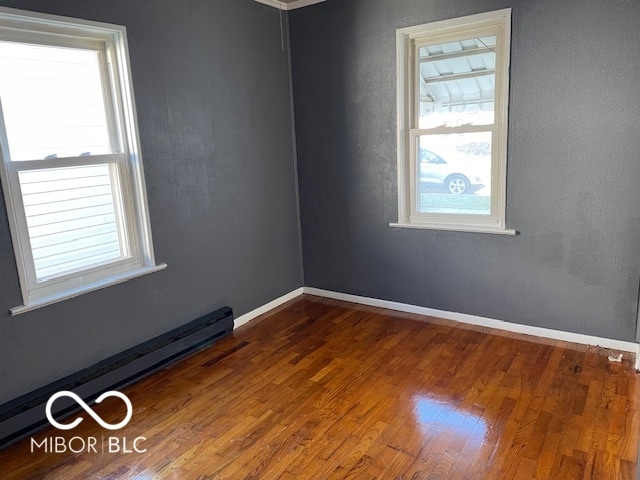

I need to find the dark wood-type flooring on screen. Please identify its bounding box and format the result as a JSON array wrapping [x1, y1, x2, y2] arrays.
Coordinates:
[[1, 295, 639, 479]]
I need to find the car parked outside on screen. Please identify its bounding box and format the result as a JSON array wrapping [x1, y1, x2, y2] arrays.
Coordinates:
[[419, 148, 486, 195]]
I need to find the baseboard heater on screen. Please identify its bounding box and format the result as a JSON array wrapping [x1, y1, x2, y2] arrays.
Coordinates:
[[0, 306, 234, 449]]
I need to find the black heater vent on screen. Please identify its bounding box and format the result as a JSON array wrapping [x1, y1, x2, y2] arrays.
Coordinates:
[[0, 306, 234, 449]]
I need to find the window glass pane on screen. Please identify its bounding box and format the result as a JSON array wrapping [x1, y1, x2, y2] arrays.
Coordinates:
[[0, 41, 111, 161], [418, 35, 496, 129], [417, 132, 491, 215], [19, 164, 124, 281]]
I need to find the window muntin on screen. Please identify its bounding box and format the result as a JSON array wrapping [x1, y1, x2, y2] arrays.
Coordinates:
[[394, 10, 513, 234], [0, 8, 163, 313]]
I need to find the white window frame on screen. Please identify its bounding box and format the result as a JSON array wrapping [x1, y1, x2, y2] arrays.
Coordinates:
[[391, 9, 516, 235], [0, 7, 166, 315]]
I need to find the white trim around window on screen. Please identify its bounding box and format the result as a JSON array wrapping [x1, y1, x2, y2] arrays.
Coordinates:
[[393, 9, 515, 235], [0, 7, 165, 314]]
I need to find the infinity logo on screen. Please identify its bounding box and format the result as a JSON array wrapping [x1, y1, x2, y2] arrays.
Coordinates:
[[45, 391, 133, 431]]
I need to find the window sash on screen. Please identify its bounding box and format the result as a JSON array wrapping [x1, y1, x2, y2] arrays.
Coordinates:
[[408, 129, 501, 227], [412, 26, 503, 133], [0, 37, 122, 163], [3, 153, 144, 301]]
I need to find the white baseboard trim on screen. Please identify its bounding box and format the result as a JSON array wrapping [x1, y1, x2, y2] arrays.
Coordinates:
[[303, 287, 639, 354], [234, 287, 304, 329], [253, 0, 325, 11], [234, 287, 638, 363]]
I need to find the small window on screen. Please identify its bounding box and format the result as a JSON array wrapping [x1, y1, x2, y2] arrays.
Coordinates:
[[392, 9, 515, 234], [0, 8, 165, 314]]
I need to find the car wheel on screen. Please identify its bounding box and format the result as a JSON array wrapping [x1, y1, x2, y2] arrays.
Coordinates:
[[446, 175, 470, 194]]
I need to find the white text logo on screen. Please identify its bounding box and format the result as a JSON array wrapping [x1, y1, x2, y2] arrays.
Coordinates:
[[32, 390, 145, 454], [45, 391, 132, 430]]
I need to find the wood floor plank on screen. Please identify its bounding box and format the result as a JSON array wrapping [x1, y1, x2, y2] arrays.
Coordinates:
[[1, 294, 638, 479]]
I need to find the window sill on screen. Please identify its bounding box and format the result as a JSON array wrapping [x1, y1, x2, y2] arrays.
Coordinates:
[[389, 222, 517, 235], [10, 263, 167, 316]]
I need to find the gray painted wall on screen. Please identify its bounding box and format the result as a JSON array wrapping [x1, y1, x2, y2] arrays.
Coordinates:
[[2, 0, 640, 406], [0, 0, 303, 404], [290, 0, 640, 342]]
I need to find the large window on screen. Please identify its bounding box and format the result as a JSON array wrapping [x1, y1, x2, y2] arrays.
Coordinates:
[[392, 9, 515, 234], [0, 8, 165, 314]]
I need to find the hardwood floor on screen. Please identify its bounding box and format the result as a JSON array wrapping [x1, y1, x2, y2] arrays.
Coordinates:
[[2, 294, 639, 479]]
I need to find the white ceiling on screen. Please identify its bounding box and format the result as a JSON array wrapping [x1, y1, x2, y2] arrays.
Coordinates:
[[254, 0, 326, 10]]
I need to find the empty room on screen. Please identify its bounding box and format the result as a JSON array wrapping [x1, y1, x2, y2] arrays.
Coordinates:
[[0, 0, 639, 478]]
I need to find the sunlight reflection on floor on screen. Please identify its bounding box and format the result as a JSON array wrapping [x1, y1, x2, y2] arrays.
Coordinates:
[[413, 395, 487, 447]]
